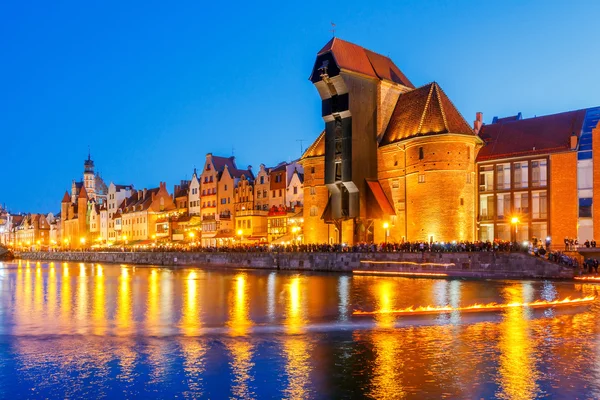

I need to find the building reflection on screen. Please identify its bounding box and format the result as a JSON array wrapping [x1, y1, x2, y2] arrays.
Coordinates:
[[181, 271, 202, 336], [374, 280, 396, 329], [61, 263, 72, 328], [228, 273, 252, 336], [496, 283, 539, 400], [282, 275, 312, 399], [116, 267, 133, 335], [93, 264, 106, 335], [226, 273, 255, 397]]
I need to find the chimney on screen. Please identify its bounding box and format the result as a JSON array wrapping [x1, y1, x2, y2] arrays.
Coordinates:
[[474, 112, 483, 134], [571, 132, 578, 150], [143, 188, 147, 199]]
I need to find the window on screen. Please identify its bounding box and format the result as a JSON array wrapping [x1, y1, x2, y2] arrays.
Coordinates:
[[272, 191, 276, 198], [293, 186, 298, 194], [275, 175, 281, 183], [532, 191, 547, 219], [310, 187, 316, 195], [263, 190, 267, 198], [460, 198, 464, 206], [513, 161, 528, 189], [479, 194, 494, 219], [335, 162, 342, 181], [221, 198, 226, 204], [496, 163, 511, 190], [419, 147, 424, 160], [496, 193, 511, 219], [418, 174, 425, 183], [279, 189, 282, 196], [392, 180, 399, 189], [466, 173, 471, 184], [257, 191, 261, 198], [531, 159, 547, 187], [311, 166, 315, 174], [514, 192, 529, 214], [578, 159, 593, 190], [310, 206, 318, 216], [579, 198, 592, 218], [225, 184, 228, 191], [479, 166, 494, 191]]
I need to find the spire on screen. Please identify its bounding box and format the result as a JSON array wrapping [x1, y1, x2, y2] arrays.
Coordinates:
[[61, 191, 71, 203], [79, 186, 88, 199]]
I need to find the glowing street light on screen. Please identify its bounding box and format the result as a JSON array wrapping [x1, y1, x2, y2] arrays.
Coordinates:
[[511, 217, 520, 242], [383, 222, 390, 244], [237, 229, 243, 243]]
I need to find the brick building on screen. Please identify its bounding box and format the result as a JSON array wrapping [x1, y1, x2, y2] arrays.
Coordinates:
[[475, 107, 600, 243], [302, 37, 482, 245]]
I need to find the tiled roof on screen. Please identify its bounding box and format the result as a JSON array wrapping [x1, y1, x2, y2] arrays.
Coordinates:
[[477, 109, 588, 161], [61, 191, 71, 203], [78, 186, 88, 199], [212, 156, 236, 172], [317, 38, 414, 88], [379, 82, 474, 145], [230, 168, 254, 180], [301, 130, 325, 160]]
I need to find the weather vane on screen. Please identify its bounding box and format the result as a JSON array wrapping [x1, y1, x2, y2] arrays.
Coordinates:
[[331, 22, 336, 37]]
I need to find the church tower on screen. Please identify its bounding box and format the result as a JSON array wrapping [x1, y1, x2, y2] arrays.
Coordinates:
[[83, 151, 96, 200]]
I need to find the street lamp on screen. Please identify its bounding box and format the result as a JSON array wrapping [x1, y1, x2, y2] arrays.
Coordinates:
[[383, 222, 390, 244], [511, 217, 520, 242], [237, 229, 243, 243]]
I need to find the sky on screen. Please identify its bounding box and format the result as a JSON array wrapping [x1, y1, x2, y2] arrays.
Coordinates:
[[1, 0, 600, 213]]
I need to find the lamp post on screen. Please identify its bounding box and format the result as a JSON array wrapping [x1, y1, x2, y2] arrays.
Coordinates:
[[80, 237, 86, 252], [383, 222, 390, 244], [237, 229, 243, 244], [511, 217, 520, 243]]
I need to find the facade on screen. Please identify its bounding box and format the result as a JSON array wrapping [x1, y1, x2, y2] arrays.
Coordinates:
[[13, 213, 50, 248], [234, 172, 268, 243], [107, 183, 134, 242], [189, 169, 201, 216], [254, 164, 270, 211], [302, 38, 482, 245], [118, 183, 175, 243], [475, 107, 600, 243]]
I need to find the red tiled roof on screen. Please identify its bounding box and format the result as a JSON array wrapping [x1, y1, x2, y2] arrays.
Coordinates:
[[212, 156, 236, 172], [78, 186, 88, 199], [366, 180, 395, 216], [477, 109, 587, 161], [317, 38, 414, 88], [380, 82, 474, 145], [61, 191, 71, 203]]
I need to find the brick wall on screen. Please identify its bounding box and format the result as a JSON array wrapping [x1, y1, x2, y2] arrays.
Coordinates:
[[549, 152, 578, 242]]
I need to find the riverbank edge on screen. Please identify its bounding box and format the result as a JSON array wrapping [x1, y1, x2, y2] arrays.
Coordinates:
[[14, 251, 574, 280]]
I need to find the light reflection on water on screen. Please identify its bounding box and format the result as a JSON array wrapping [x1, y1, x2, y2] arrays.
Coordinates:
[[0, 261, 600, 398]]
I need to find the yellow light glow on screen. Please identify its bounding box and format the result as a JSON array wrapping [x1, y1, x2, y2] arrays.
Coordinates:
[[353, 270, 448, 277], [237, 229, 243, 236], [188, 232, 195, 238], [80, 237, 86, 244], [383, 222, 389, 229], [511, 217, 520, 224]]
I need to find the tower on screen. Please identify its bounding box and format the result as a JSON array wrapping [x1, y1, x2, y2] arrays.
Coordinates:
[[309, 38, 413, 243], [84, 151, 96, 200]]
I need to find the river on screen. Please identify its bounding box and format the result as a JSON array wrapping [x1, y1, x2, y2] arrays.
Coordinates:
[[0, 260, 598, 399]]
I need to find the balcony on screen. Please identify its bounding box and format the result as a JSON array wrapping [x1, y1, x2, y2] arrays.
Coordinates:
[[219, 213, 232, 220]]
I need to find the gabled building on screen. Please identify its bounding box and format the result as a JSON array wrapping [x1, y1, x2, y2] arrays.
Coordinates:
[[119, 183, 176, 243], [107, 183, 134, 242], [235, 171, 268, 243], [189, 169, 201, 216], [13, 213, 50, 248], [254, 164, 270, 212]]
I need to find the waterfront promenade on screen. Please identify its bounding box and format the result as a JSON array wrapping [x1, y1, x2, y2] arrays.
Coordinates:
[[17, 250, 574, 279]]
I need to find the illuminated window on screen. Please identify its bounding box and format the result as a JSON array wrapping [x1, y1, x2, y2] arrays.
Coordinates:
[[418, 174, 425, 183]]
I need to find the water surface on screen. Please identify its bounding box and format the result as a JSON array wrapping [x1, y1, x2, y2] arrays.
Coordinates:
[[0, 260, 598, 399]]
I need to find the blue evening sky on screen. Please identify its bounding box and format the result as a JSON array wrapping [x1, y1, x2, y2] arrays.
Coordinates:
[[1, 0, 599, 213]]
